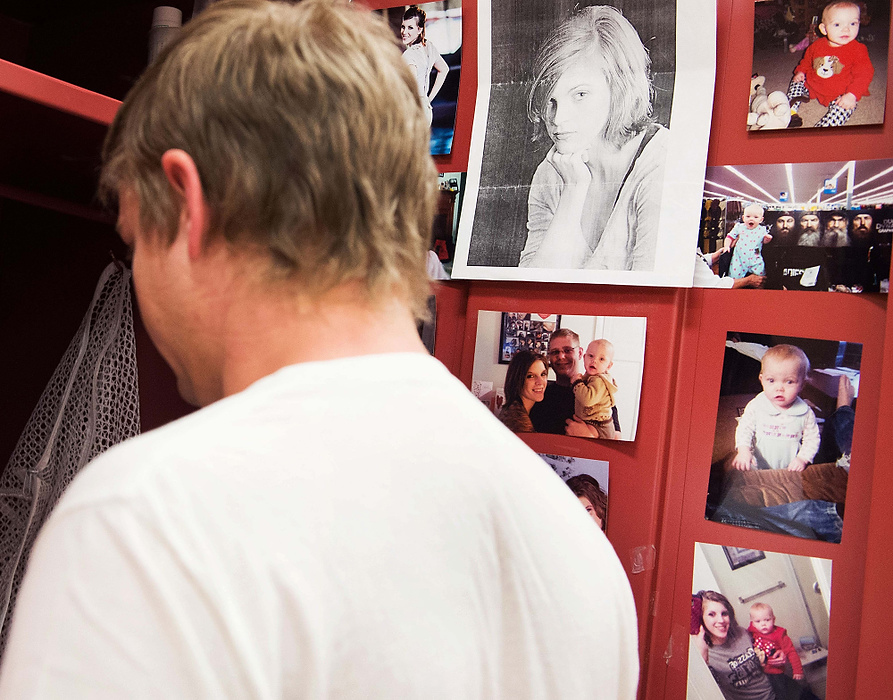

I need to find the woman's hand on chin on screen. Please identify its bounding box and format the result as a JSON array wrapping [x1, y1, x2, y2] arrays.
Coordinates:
[[524, 147, 592, 268], [546, 147, 592, 188]]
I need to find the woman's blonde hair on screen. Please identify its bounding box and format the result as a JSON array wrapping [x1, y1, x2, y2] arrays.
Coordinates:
[[101, 0, 436, 318], [527, 5, 653, 150]]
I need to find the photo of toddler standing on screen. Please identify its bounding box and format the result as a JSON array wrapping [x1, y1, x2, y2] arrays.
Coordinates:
[[722, 203, 772, 278]]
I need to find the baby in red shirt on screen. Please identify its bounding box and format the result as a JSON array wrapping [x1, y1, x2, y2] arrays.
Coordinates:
[[787, 1, 874, 127], [749, 602, 806, 697]]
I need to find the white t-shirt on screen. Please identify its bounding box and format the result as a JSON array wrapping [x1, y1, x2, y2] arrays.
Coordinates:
[[402, 40, 439, 98], [693, 249, 735, 288], [0, 353, 638, 699]]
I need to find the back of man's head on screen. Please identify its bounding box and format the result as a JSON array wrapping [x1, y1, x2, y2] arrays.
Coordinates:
[[101, 0, 436, 317]]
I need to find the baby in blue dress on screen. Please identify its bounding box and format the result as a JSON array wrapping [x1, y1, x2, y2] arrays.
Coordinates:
[[723, 204, 772, 279]]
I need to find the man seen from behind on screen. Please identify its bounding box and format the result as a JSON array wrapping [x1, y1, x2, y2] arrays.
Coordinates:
[[0, 1, 638, 698]]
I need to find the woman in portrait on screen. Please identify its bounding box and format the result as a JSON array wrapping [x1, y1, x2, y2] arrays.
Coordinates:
[[498, 350, 548, 433], [520, 5, 667, 271], [400, 5, 449, 126], [565, 473, 607, 530]]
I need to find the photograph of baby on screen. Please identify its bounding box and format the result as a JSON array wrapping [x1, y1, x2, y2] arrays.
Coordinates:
[[538, 453, 610, 531], [750, 0, 889, 130], [706, 332, 860, 543], [471, 310, 646, 441], [373, 1, 462, 154], [451, 0, 716, 287], [696, 158, 893, 291], [689, 542, 830, 700]]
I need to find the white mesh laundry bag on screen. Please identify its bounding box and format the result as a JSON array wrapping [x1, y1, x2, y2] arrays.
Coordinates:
[[0, 262, 140, 656]]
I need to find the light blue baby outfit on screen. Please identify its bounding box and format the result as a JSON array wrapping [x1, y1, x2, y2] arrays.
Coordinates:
[[728, 223, 768, 278]]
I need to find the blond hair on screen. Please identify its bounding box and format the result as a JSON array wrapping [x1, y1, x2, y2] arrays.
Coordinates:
[[589, 338, 615, 358], [749, 602, 774, 619], [101, 0, 436, 318], [528, 5, 653, 150], [822, 1, 861, 25], [761, 344, 811, 381]]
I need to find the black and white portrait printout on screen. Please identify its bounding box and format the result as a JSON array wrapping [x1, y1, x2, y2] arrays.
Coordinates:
[[452, 0, 716, 286]]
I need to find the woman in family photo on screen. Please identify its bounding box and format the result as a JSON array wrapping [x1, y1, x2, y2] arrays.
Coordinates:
[[565, 473, 608, 530], [497, 350, 548, 433], [693, 591, 778, 700], [690, 543, 829, 700]]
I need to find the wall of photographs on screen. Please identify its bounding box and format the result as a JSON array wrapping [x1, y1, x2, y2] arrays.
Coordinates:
[[387, 0, 893, 697]]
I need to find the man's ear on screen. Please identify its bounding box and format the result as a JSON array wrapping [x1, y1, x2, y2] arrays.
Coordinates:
[[161, 149, 210, 260]]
